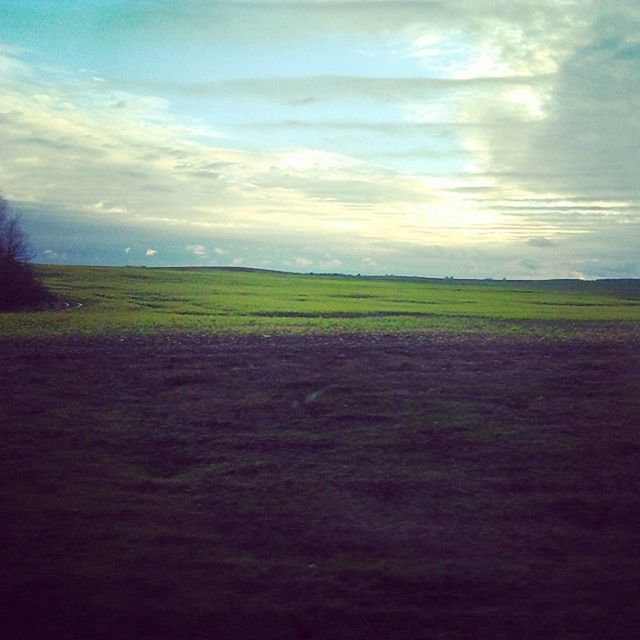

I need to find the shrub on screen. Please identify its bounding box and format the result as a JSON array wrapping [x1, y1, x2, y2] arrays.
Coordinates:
[[0, 196, 55, 311]]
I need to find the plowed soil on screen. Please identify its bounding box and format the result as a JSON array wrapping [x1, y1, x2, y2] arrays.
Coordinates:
[[2, 332, 640, 639]]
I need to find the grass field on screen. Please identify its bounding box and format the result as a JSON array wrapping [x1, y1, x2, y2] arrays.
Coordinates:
[[2, 266, 640, 639], [1, 265, 640, 337]]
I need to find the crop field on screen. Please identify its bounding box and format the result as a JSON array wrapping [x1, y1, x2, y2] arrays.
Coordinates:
[[1, 265, 640, 337], [2, 266, 640, 639]]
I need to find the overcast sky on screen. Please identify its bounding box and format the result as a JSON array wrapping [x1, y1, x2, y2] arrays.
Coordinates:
[[1, 0, 639, 278]]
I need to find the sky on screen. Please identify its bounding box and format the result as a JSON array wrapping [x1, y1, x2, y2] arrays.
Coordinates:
[[1, 0, 639, 278]]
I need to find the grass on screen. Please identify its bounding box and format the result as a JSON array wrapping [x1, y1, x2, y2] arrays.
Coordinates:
[[1, 264, 640, 338], [2, 266, 640, 638]]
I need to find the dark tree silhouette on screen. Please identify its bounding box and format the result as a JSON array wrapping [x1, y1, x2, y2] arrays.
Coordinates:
[[0, 195, 55, 310]]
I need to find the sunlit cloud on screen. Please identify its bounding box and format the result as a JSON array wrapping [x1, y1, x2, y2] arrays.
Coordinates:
[[186, 244, 207, 258], [295, 256, 313, 268], [0, 0, 638, 277]]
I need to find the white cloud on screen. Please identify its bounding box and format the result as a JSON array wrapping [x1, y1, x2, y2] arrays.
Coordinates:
[[86, 201, 130, 214], [409, 33, 516, 79], [276, 149, 359, 173], [295, 256, 313, 268], [186, 243, 206, 257], [504, 86, 548, 121], [570, 271, 597, 281], [145, 248, 157, 256]]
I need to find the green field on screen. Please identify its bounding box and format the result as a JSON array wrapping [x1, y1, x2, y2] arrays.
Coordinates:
[[2, 265, 640, 337], [2, 266, 640, 639]]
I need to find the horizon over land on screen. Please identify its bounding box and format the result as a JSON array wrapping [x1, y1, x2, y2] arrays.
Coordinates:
[[2, 2, 640, 638], [3, 240, 640, 640], [28, 261, 640, 282]]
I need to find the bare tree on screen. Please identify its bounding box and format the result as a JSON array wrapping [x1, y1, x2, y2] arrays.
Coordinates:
[[0, 197, 31, 260], [0, 194, 54, 310]]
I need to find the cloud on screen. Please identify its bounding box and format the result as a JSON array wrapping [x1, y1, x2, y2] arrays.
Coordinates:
[[20, 196, 640, 278], [522, 13, 640, 196], [145, 248, 157, 256], [86, 201, 129, 214], [455, 3, 640, 233], [2, 1, 639, 278], [2, 49, 518, 248], [186, 243, 206, 257], [295, 256, 313, 268]]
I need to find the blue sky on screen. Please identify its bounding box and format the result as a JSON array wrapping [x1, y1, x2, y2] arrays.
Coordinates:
[[1, 0, 639, 278]]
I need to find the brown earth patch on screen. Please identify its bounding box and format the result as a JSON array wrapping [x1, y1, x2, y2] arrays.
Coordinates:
[[1, 332, 639, 639]]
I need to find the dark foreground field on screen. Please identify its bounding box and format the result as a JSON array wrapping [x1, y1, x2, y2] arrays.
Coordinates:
[[2, 332, 640, 639]]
